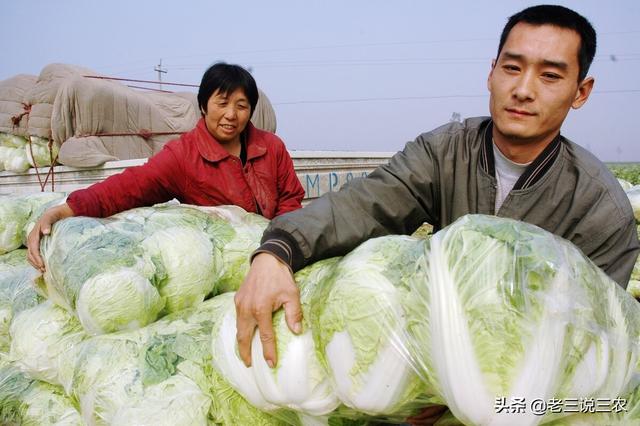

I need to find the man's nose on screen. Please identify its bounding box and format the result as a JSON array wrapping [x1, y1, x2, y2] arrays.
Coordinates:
[[513, 71, 536, 101]]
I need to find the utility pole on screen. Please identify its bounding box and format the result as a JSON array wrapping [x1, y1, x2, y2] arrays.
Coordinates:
[[154, 59, 167, 90]]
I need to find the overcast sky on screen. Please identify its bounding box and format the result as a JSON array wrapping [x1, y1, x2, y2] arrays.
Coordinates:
[[2, 0, 639, 161]]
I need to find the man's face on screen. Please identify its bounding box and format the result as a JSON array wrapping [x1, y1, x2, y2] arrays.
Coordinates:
[[488, 23, 593, 147]]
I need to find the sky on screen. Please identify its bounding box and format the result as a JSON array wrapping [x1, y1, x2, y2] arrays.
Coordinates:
[[1, 0, 639, 161]]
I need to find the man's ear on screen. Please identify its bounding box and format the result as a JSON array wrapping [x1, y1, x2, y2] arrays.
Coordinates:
[[572, 76, 594, 110], [487, 59, 496, 91]]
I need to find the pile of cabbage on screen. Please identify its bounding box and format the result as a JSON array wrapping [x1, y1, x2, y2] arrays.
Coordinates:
[[0, 191, 66, 254], [617, 179, 640, 299], [1, 194, 639, 425], [0, 132, 60, 173]]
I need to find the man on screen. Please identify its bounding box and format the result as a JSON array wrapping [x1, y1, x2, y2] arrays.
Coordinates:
[[235, 4, 638, 396]]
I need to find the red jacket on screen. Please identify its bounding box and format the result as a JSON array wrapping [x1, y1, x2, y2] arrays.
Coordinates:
[[67, 119, 305, 219]]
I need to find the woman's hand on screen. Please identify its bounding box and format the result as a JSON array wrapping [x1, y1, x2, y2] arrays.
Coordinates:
[[27, 203, 74, 272]]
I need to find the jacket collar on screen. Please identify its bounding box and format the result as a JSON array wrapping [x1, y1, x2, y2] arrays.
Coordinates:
[[480, 119, 562, 190], [194, 119, 267, 163]]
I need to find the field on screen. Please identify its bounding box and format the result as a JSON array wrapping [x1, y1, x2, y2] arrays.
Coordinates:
[[608, 163, 640, 185]]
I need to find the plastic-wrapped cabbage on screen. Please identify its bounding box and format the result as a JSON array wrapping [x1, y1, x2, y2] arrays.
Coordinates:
[[308, 236, 429, 419], [628, 280, 640, 300], [544, 374, 640, 425], [627, 185, 640, 222], [41, 204, 249, 335], [68, 297, 223, 425], [141, 226, 216, 313], [0, 196, 31, 254], [618, 178, 634, 191], [22, 194, 68, 244], [76, 268, 164, 334], [116, 204, 229, 300], [110, 374, 211, 426], [405, 214, 640, 426], [41, 215, 152, 311], [209, 293, 327, 424], [0, 192, 66, 254], [248, 258, 340, 416], [0, 146, 9, 171], [210, 293, 277, 412], [3, 147, 30, 172], [25, 136, 60, 167], [209, 367, 295, 426], [0, 364, 82, 426], [0, 133, 28, 148], [9, 301, 87, 389], [200, 205, 269, 293], [0, 250, 43, 353]]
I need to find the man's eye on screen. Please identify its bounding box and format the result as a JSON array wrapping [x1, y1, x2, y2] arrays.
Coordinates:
[[503, 65, 520, 72], [542, 73, 561, 80]]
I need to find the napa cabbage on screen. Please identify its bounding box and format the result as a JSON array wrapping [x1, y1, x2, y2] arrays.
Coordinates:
[[0, 364, 82, 426], [404, 214, 640, 426]]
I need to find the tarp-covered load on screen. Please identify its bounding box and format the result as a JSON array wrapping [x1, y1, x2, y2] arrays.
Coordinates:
[[0, 63, 277, 169]]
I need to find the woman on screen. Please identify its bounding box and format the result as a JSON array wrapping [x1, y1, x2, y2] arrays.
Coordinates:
[[27, 63, 304, 271]]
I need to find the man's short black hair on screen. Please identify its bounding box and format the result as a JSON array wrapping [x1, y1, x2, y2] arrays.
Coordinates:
[[496, 5, 597, 82], [198, 63, 259, 118]]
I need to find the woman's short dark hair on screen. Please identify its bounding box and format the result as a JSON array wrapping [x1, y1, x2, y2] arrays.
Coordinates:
[[197, 63, 259, 118], [496, 5, 596, 82]]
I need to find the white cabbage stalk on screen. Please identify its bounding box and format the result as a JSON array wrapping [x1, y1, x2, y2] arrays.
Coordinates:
[[250, 258, 340, 416], [9, 301, 87, 388], [208, 367, 296, 426], [405, 215, 640, 426], [76, 268, 164, 335], [210, 294, 278, 412], [309, 237, 427, 418], [141, 226, 216, 313]]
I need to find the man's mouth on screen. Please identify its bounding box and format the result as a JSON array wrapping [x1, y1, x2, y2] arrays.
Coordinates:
[[505, 108, 535, 117]]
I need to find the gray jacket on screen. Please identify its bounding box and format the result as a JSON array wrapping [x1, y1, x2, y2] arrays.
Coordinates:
[[262, 117, 639, 288]]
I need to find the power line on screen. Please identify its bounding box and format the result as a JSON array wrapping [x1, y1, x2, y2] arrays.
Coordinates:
[[273, 89, 640, 106], [167, 53, 640, 73]]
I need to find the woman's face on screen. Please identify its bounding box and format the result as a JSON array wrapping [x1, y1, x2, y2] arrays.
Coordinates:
[[203, 88, 251, 145]]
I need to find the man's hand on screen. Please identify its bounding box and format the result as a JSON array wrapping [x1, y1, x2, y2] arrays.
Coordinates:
[[235, 252, 302, 368], [26, 203, 74, 272]]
